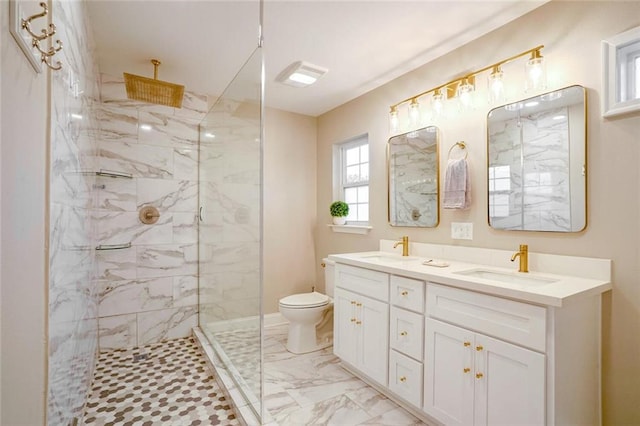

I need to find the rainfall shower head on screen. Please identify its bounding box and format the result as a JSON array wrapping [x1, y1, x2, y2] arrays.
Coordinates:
[[123, 59, 185, 108]]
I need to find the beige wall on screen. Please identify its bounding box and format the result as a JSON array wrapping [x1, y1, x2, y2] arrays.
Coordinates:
[[1, 5, 48, 424], [316, 2, 640, 424], [263, 108, 318, 314]]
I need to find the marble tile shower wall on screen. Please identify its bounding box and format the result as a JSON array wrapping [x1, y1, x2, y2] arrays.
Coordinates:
[[48, 1, 100, 424], [96, 74, 208, 351], [488, 106, 571, 231]]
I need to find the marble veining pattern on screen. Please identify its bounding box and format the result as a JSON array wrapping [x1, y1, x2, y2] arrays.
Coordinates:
[[388, 131, 439, 227], [48, 1, 101, 424], [96, 76, 207, 351], [488, 106, 572, 231], [204, 324, 432, 425]]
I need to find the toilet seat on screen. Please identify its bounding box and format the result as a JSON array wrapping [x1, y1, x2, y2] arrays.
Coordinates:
[[279, 292, 329, 309]]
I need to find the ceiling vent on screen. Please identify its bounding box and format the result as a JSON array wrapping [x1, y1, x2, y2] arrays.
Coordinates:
[[276, 61, 328, 88]]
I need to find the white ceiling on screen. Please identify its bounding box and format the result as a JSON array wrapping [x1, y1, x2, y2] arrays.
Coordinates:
[[87, 0, 547, 117]]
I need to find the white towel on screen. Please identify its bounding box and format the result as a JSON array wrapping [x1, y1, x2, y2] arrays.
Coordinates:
[[443, 158, 471, 209]]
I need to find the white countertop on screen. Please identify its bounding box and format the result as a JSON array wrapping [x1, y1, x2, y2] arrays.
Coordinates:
[[328, 251, 612, 307]]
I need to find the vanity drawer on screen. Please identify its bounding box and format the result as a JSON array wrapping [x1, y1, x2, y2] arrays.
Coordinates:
[[389, 349, 423, 408], [335, 264, 389, 302], [390, 307, 424, 360], [426, 283, 547, 352], [390, 275, 425, 313]]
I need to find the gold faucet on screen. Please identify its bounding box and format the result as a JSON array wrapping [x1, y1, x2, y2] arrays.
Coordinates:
[[510, 244, 529, 273], [393, 236, 409, 256]]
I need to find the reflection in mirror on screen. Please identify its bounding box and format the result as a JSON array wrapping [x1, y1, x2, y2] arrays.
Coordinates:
[[487, 85, 586, 232], [388, 126, 439, 227]]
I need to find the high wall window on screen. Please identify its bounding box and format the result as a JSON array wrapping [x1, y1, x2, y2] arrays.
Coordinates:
[[334, 135, 369, 223]]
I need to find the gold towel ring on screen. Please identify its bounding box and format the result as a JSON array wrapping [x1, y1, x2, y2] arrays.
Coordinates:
[[447, 141, 468, 160]]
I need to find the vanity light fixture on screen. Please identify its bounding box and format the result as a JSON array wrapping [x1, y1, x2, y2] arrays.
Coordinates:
[[389, 105, 399, 133], [457, 77, 475, 110], [525, 48, 546, 92], [432, 89, 445, 117], [488, 65, 505, 105], [388, 45, 546, 134], [276, 61, 328, 88], [409, 98, 420, 127]]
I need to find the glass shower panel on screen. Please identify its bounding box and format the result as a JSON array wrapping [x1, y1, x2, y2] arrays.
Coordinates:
[[198, 47, 263, 419]]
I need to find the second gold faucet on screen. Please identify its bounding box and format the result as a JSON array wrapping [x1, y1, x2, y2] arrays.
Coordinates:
[[394, 236, 409, 256], [511, 244, 529, 273]]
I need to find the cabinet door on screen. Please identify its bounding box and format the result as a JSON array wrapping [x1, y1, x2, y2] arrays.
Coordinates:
[[333, 288, 359, 366], [424, 318, 474, 426], [358, 295, 389, 386], [473, 334, 545, 426]]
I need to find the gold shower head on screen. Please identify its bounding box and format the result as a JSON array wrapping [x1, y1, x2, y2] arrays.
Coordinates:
[[123, 59, 185, 108]]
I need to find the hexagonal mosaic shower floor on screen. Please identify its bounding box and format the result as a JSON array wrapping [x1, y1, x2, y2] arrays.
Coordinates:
[[82, 337, 238, 425]]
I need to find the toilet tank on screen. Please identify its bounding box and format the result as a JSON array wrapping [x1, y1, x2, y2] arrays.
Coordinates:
[[323, 258, 335, 297]]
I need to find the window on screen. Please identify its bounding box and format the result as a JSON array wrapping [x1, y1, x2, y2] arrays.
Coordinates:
[[488, 165, 511, 218], [334, 136, 369, 223]]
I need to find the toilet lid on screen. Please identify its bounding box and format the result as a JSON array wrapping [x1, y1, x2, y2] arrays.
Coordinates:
[[279, 292, 329, 308]]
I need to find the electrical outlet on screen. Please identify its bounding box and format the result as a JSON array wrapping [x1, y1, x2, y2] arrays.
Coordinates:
[[451, 222, 473, 240]]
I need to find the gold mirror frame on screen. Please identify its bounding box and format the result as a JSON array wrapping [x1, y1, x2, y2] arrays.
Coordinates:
[[487, 85, 587, 232], [388, 126, 440, 227]]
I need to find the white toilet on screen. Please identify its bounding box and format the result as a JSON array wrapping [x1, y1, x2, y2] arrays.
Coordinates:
[[278, 259, 335, 354]]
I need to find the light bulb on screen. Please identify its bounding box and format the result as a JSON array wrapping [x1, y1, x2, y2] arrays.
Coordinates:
[[389, 106, 399, 133], [409, 99, 420, 128], [525, 50, 546, 92], [488, 66, 505, 105], [432, 90, 444, 117], [457, 78, 475, 111]]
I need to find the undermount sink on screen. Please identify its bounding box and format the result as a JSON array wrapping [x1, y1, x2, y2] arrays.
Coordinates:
[[454, 268, 558, 286], [359, 254, 419, 263]]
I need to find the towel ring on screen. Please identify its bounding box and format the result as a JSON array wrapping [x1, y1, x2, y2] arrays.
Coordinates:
[[448, 141, 468, 160]]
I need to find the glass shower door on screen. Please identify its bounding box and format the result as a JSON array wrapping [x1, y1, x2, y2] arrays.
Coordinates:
[[198, 47, 263, 419]]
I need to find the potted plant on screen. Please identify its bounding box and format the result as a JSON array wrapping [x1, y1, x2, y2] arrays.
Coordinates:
[[330, 201, 349, 225]]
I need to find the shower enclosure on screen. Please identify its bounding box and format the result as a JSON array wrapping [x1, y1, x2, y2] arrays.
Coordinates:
[[197, 47, 264, 419]]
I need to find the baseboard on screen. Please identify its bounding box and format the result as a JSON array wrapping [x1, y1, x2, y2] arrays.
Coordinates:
[[264, 312, 288, 328]]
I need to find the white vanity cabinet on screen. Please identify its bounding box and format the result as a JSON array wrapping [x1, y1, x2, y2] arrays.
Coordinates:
[[334, 265, 389, 386], [331, 254, 607, 426], [425, 318, 545, 425]]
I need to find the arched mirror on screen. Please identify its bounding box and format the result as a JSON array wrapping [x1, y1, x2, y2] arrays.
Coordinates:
[[388, 126, 439, 227], [487, 85, 586, 232]]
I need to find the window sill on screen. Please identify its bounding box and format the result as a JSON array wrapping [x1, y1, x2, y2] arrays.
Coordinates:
[[327, 224, 372, 235]]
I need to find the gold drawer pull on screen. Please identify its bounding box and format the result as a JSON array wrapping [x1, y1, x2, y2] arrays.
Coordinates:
[[350, 318, 356, 322], [476, 345, 484, 352], [464, 341, 471, 347], [476, 372, 484, 379], [351, 301, 357, 305], [463, 368, 471, 373], [356, 320, 362, 325], [401, 290, 408, 296], [356, 302, 362, 306], [400, 331, 408, 336], [399, 376, 407, 382]]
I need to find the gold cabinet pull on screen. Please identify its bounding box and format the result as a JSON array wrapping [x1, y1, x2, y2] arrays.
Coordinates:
[[476, 345, 484, 351], [350, 318, 356, 322], [356, 320, 362, 325], [400, 331, 408, 336], [356, 302, 362, 306], [463, 341, 471, 347], [399, 376, 407, 382], [321, 262, 326, 268], [401, 290, 408, 296], [351, 301, 357, 305], [463, 368, 471, 373], [476, 372, 484, 379]]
